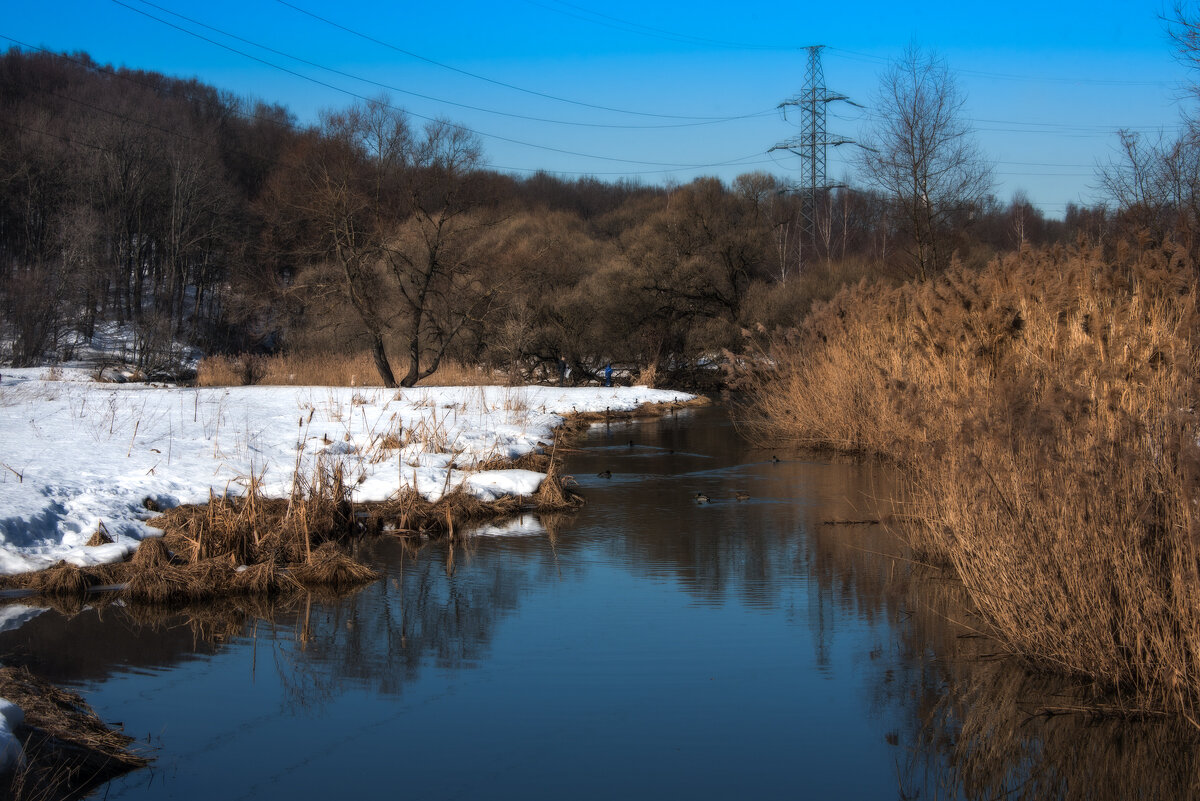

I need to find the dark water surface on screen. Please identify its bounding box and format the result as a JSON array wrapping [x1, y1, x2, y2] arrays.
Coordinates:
[[2, 405, 1197, 800]]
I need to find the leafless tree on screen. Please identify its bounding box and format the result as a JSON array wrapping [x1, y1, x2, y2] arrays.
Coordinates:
[[855, 46, 992, 280], [1097, 126, 1200, 255], [264, 97, 496, 387]]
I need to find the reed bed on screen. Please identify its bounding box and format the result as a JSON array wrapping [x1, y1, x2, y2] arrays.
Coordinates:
[[197, 352, 502, 387], [745, 243, 1200, 718]]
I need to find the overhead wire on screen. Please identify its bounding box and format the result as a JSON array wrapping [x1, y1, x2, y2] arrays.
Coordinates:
[[824, 46, 1183, 88], [274, 0, 770, 119], [0, 36, 308, 136], [130, 0, 776, 131], [2, 34, 771, 179], [11, 2, 1172, 201], [104, 0, 770, 171]]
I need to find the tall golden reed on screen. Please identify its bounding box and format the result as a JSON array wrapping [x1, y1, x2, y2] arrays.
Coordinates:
[[197, 352, 500, 387], [747, 244, 1200, 717]]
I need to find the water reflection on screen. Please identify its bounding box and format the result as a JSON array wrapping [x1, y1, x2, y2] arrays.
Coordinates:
[[0, 405, 1195, 799]]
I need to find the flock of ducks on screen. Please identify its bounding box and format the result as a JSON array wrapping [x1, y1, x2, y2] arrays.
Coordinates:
[[593, 451, 781, 503], [694, 491, 750, 503]]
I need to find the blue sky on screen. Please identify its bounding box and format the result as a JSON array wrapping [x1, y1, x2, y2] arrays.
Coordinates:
[[4, 0, 1193, 217]]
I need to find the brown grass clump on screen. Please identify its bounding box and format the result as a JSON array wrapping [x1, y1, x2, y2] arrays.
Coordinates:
[[0, 665, 147, 800], [289, 542, 380, 589], [535, 456, 584, 511], [231, 559, 298, 595], [129, 535, 175, 568], [27, 562, 89, 599], [85, 522, 113, 547], [197, 351, 378, 387], [745, 243, 1200, 718], [475, 451, 550, 473], [123, 559, 238, 604], [414, 360, 502, 387]]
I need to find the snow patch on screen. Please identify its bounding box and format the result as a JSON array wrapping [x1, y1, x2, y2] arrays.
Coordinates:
[[0, 368, 691, 574], [0, 699, 23, 773]]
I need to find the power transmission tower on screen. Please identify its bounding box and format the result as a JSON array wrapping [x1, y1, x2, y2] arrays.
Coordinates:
[[771, 45, 856, 267]]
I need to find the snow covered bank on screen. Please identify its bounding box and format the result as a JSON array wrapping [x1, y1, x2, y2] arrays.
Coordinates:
[[0, 368, 692, 575], [0, 700, 22, 773]]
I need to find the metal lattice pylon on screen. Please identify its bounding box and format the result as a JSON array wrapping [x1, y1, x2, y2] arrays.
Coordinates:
[[771, 45, 855, 264]]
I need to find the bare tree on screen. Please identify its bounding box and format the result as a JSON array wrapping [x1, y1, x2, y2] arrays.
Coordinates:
[[1097, 126, 1200, 255], [383, 118, 494, 387], [856, 46, 992, 280], [263, 97, 496, 387]]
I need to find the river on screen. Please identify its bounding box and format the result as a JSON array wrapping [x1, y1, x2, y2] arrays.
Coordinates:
[[0, 404, 1196, 800]]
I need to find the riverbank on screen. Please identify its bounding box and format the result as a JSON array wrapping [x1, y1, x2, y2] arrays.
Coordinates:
[[0, 370, 695, 573], [0, 370, 699, 794]]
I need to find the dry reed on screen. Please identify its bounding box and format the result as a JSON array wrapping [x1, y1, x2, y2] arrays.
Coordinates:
[[746, 243, 1200, 718], [197, 352, 502, 387]]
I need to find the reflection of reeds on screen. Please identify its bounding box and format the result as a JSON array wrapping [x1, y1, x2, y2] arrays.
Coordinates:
[[801, 502, 1200, 801], [901, 626, 1200, 801], [747, 244, 1200, 717]]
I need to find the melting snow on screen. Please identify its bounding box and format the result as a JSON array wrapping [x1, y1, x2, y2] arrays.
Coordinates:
[[0, 368, 692, 575]]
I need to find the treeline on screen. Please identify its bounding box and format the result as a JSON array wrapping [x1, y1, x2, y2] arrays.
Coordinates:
[[0, 46, 1151, 383]]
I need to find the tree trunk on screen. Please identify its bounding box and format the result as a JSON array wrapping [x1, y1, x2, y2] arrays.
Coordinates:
[[370, 333, 398, 388]]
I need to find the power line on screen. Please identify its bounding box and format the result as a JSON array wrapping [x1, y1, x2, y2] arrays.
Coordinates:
[[105, 0, 767, 170], [825, 46, 1183, 88], [127, 0, 774, 131], [1, 36, 306, 135], [835, 106, 1189, 136], [3, 39, 777, 179], [273, 0, 766, 120]]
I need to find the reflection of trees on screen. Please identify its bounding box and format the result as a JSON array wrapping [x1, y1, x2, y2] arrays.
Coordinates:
[[9, 404, 1199, 799], [583, 408, 901, 617], [274, 533, 566, 702], [611, 407, 1200, 800]]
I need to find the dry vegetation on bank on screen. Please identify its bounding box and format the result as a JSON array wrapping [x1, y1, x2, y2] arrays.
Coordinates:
[[0, 456, 583, 607], [196, 353, 505, 388], [0, 396, 715, 607], [745, 244, 1200, 717]]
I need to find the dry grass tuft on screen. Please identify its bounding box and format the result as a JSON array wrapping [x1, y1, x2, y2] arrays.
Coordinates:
[[129, 536, 174, 568], [0, 665, 147, 800], [535, 456, 584, 511], [85, 522, 113, 547], [28, 562, 89, 599], [289, 542, 380, 589], [123, 559, 238, 604], [231, 559, 298, 595]]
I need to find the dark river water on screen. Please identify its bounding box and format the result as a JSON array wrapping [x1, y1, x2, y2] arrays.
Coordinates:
[[1, 404, 1197, 800]]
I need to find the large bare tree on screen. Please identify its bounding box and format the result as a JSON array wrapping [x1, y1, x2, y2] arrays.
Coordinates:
[[264, 97, 495, 387], [856, 46, 992, 279]]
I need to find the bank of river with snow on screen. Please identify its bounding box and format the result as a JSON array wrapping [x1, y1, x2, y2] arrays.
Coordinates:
[[0, 368, 692, 576]]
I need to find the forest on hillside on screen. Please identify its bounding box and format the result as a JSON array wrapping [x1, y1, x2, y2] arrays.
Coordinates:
[[0, 45, 1194, 386]]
